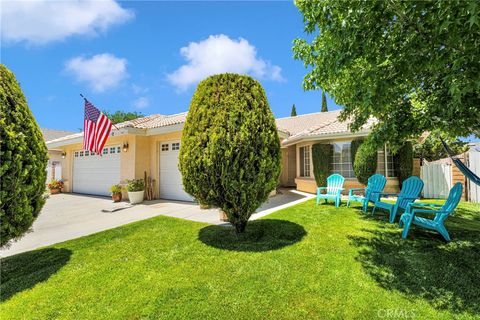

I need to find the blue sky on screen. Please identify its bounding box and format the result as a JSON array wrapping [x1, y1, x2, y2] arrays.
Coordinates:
[[2, 1, 339, 132]]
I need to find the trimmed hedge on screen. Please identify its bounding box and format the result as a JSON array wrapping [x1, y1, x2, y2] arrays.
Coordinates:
[[394, 141, 413, 188], [1, 64, 48, 247], [350, 139, 362, 166], [179, 74, 281, 233], [353, 142, 377, 185], [312, 143, 332, 188]]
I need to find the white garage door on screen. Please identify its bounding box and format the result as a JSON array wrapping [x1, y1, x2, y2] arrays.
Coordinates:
[[159, 141, 193, 201], [73, 146, 121, 196]]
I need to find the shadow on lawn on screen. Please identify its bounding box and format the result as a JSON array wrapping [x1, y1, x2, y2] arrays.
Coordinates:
[[349, 206, 480, 316], [198, 219, 306, 252], [1, 248, 72, 302]]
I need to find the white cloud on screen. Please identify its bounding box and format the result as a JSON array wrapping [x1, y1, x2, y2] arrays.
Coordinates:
[[132, 96, 149, 109], [65, 53, 128, 92], [167, 34, 284, 91], [1, 0, 134, 45], [131, 84, 149, 95]]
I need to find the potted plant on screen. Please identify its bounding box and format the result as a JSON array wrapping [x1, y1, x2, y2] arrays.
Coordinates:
[[47, 179, 64, 194], [126, 179, 145, 204], [109, 184, 123, 202]]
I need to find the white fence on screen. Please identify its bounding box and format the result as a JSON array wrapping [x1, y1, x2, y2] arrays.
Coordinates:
[[420, 162, 452, 199], [468, 149, 480, 203]]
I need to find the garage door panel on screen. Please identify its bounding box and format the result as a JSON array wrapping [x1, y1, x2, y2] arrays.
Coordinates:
[[159, 141, 193, 202], [73, 147, 120, 196]]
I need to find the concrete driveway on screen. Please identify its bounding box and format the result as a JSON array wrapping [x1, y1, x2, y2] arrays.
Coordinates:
[[1, 189, 313, 257]]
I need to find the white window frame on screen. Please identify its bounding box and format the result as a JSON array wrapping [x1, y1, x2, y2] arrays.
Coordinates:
[[161, 144, 169, 151], [377, 146, 397, 178], [172, 142, 180, 151], [331, 142, 355, 178], [299, 145, 311, 177]]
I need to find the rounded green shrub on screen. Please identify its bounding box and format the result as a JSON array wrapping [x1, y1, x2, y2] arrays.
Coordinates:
[[350, 139, 363, 166], [1, 64, 48, 247], [394, 141, 413, 188], [179, 74, 281, 233], [353, 142, 377, 185], [312, 143, 332, 188]]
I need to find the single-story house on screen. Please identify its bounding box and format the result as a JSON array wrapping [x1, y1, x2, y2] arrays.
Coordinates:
[[46, 110, 402, 201]]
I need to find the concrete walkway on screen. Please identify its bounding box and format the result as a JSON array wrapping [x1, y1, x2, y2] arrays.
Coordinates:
[[1, 189, 314, 257]]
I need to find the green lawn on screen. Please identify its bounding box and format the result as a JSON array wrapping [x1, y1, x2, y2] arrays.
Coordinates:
[[1, 200, 479, 319]]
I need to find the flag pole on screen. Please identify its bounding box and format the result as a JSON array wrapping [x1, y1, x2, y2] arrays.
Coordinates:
[[80, 94, 120, 131]]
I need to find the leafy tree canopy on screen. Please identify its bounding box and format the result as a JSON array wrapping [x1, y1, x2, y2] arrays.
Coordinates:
[[414, 135, 468, 161], [103, 110, 144, 124], [293, 0, 480, 151]]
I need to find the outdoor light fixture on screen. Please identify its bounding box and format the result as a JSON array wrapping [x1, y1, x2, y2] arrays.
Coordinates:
[[61, 151, 66, 159], [123, 142, 129, 152]]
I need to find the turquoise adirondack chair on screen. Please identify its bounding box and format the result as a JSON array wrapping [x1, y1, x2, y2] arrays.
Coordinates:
[[347, 174, 387, 212], [316, 174, 345, 208], [372, 176, 424, 223], [399, 182, 463, 241]]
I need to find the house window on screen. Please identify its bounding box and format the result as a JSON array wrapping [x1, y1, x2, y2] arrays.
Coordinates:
[[103, 148, 108, 155], [161, 144, 169, 151], [331, 142, 355, 178], [117, 146, 121, 153], [79, 151, 84, 157], [110, 147, 116, 154], [74, 152, 79, 157], [84, 151, 89, 156], [377, 147, 397, 177], [172, 143, 180, 151], [299, 146, 311, 177]]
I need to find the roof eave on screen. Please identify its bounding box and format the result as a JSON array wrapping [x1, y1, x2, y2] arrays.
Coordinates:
[[281, 130, 371, 147], [46, 127, 146, 148]]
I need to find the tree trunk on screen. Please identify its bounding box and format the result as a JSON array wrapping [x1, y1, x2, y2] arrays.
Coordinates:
[[234, 221, 247, 233]]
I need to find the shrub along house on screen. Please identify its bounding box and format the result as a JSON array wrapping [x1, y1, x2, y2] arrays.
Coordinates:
[[46, 109, 408, 200]]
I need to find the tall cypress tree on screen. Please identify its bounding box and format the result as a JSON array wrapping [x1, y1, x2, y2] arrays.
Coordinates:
[[321, 91, 328, 112], [291, 104, 297, 116], [1, 64, 48, 247]]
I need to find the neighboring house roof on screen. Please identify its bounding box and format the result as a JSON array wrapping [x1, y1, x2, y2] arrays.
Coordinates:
[[46, 109, 372, 147], [41, 128, 75, 141]]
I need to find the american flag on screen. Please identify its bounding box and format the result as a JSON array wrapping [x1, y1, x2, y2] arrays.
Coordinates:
[[83, 99, 112, 155]]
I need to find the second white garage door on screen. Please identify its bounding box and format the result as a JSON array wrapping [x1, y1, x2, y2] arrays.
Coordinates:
[[159, 141, 193, 201], [73, 146, 121, 196]]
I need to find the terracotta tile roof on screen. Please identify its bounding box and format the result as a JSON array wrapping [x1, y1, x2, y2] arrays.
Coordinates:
[[132, 112, 188, 129], [46, 109, 372, 145], [275, 110, 343, 136], [115, 114, 163, 129], [45, 112, 188, 144], [275, 110, 374, 145]]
